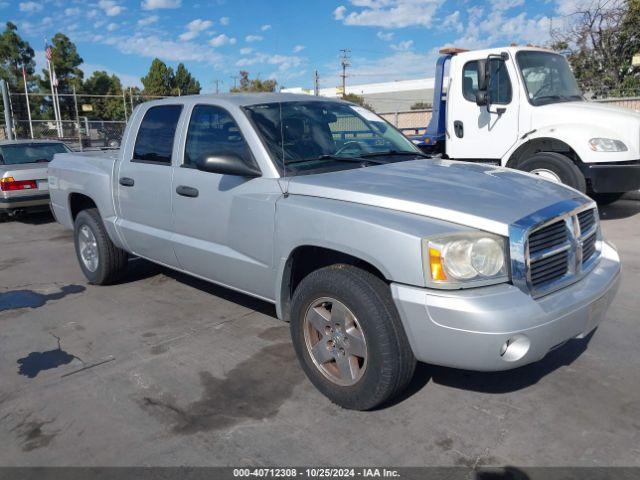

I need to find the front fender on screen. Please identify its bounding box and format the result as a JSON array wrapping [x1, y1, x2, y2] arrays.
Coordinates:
[[273, 195, 473, 319]]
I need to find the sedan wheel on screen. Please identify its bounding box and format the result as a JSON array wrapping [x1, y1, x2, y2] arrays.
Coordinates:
[[303, 297, 367, 387]]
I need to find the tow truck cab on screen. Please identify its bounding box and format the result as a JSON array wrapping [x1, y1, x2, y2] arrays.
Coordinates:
[[415, 46, 640, 203]]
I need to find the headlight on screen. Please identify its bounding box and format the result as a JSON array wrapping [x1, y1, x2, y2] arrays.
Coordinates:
[[588, 138, 627, 152], [423, 232, 509, 288]]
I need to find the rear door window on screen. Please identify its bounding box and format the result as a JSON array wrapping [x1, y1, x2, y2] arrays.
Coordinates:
[[133, 105, 183, 165]]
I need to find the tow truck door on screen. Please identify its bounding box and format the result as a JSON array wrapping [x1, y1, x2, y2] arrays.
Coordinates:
[[446, 53, 520, 161]]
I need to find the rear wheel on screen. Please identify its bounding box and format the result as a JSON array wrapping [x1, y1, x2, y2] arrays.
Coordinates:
[[519, 152, 586, 193], [74, 208, 128, 285], [290, 265, 416, 410]]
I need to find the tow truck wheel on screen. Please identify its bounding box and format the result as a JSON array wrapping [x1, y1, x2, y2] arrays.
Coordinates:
[[290, 264, 416, 410], [519, 152, 586, 193], [74, 208, 128, 285]]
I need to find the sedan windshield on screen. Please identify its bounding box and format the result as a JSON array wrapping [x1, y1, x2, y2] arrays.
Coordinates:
[[516, 51, 583, 106], [243, 101, 423, 175], [0, 143, 70, 165]]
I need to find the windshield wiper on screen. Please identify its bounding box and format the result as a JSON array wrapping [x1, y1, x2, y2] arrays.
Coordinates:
[[287, 154, 387, 165], [359, 150, 429, 159]]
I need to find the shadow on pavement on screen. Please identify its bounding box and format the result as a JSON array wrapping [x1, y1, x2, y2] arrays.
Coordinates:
[[599, 192, 640, 221]]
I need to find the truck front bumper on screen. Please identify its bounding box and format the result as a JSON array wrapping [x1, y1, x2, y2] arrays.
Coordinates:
[[391, 242, 621, 371], [581, 161, 640, 193], [0, 193, 50, 212]]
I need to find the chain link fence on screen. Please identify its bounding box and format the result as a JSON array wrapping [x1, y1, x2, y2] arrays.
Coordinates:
[[2, 91, 640, 147]]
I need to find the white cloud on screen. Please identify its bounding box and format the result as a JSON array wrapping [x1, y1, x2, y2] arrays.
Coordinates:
[[19, 2, 43, 13], [179, 19, 213, 41], [137, 15, 159, 26], [209, 33, 236, 47], [236, 52, 304, 73], [141, 0, 181, 10], [219, 16, 230, 25], [491, 0, 524, 10], [245, 35, 263, 43], [441, 10, 462, 33], [333, 5, 347, 20], [390, 39, 413, 51], [376, 31, 394, 41], [240, 47, 253, 55], [261, 24, 271, 31], [107, 22, 119, 32], [99, 0, 125, 16], [293, 45, 305, 53], [64, 7, 81, 16], [334, 0, 443, 28]]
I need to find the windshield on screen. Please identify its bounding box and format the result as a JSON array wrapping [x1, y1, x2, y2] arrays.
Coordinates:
[[516, 51, 583, 106], [243, 101, 422, 175], [0, 143, 70, 165]]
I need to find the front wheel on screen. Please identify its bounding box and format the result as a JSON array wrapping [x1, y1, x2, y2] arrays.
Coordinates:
[[290, 265, 416, 410], [519, 152, 587, 193], [74, 208, 128, 285]]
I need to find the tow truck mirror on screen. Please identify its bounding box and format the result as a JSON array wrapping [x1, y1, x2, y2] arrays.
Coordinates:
[[197, 153, 262, 177], [475, 91, 488, 106]]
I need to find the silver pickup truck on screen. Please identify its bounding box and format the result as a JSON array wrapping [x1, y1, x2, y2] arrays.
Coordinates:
[[48, 93, 621, 410]]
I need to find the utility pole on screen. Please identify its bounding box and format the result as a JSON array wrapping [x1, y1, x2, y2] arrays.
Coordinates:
[[314, 70, 319, 96], [230, 75, 238, 90], [339, 48, 351, 98], [213, 79, 223, 94]]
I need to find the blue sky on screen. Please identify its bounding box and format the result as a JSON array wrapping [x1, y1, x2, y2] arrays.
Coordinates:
[[3, 0, 572, 92]]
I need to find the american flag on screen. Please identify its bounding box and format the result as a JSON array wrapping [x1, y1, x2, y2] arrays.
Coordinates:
[[45, 45, 53, 61]]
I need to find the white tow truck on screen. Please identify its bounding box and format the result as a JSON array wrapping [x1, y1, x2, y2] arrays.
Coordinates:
[[414, 46, 640, 204]]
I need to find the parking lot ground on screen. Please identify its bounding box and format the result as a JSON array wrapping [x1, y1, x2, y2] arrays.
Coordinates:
[[0, 195, 639, 467]]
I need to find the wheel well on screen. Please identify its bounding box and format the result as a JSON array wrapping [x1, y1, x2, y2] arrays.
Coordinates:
[[279, 246, 387, 322], [506, 137, 582, 169], [69, 193, 97, 220]]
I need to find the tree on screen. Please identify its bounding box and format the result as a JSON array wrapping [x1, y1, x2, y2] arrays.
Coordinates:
[[342, 93, 374, 110], [173, 63, 201, 95], [551, 0, 640, 97], [39, 33, 83, 92], [0, 22, 35, 90], [82, 70, 125, 120], [141, 58, 175, 96], [0, 22, 37, 133], [410, 101, 431, 110], [230, 70, 277, 92]]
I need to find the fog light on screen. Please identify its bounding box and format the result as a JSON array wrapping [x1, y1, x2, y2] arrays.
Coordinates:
[[500, 334, 530, 362]]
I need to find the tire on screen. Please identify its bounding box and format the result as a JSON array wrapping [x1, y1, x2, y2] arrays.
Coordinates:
[[591, 192, 624, 206], [74, 208, 128, 285], [519, 152, 587, 193], [290, 264, 416, 410]]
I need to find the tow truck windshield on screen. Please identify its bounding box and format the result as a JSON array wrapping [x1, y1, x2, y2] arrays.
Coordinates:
[[516, 51, 584, 106]]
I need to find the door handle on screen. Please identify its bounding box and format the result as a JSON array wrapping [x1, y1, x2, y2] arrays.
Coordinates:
[[453, 121, 464, 138], [119, 177, 135, 187], [176, 185, 199, 198]]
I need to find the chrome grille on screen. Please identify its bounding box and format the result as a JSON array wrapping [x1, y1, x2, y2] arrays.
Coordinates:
[[525, 206, 600, 296]]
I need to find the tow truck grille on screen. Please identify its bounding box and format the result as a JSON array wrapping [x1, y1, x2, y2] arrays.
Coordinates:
[[526, 207, 600, 295]]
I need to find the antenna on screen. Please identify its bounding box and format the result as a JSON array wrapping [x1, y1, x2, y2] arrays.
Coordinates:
[[339, 48, 351, 97]]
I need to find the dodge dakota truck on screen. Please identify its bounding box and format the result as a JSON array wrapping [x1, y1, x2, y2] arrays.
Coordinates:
[[48, 93, 621, 410]]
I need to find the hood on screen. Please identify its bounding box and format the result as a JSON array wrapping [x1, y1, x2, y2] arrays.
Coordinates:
[[285, 159, 588, 236]]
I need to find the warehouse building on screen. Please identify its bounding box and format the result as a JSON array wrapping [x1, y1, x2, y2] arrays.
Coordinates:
[[282, 77, 435, 113]]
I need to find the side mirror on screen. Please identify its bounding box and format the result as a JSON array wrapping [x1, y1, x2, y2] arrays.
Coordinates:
[[476, 59, 488, 92], [197, 153, 261, 177]]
